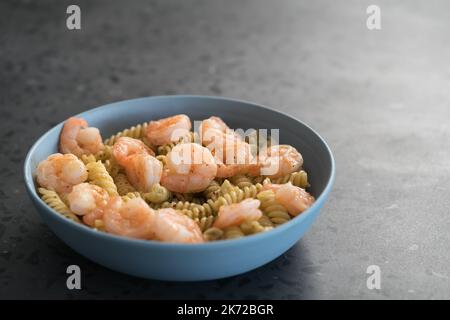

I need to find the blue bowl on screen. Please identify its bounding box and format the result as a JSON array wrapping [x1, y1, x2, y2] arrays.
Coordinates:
[[24, 96, 335, 281]]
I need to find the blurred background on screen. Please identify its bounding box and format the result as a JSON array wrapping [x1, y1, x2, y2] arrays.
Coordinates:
[[1, 0, 449, 299]]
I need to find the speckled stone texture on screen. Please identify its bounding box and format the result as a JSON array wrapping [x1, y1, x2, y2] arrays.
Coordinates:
[[1, 0, 450, 299]]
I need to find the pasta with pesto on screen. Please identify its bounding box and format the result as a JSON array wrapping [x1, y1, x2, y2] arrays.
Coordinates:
[[34, 114, 315, 243]]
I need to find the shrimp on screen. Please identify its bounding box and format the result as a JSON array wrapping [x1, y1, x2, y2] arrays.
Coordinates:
[[59, 117, 104, 157], [36, 153, 88, 194], [145, 114, 191, 146], [255, 145, 303, 178], [112, 137, 161, 191], [103, 197, 155, 239], [216, 161, 242, 178], [148, 208, 204, 243], [200, 116, 242, 146], [67, 183, 109, 226], [112, 136, 155, 166], [200, 119, 254, 178], [161, 143, 217, 193], [263, 182, 315, 216], [122, 152, 163, 192], [209, 134, 255, 178], [213, 198, 262, 229]]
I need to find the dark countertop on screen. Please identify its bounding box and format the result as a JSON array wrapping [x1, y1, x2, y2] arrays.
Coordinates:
[[1, 0, 449, 299]]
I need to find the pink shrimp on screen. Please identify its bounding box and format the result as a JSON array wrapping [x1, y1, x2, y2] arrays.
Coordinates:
[[255, 145, 303, 178], [199, 116, 242, 145], [112, 137, 155, 166], [112, 137, 161, 191], [263, 183, 315, 216], [103, 197, 155, 239], [36, 153, 88, 194], [213, 199, 262, 229], [201, 125, 254, 178], [145, 114, 191, 146], [161, 143, 217, 193], [148, 208, 204, 243], [122, 152, 163, 192], [67, 183, 109, 227], [59, 117, 104, 157]]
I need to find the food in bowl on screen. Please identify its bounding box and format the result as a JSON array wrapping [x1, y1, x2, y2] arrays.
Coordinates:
[[34, 114, 315, 243]]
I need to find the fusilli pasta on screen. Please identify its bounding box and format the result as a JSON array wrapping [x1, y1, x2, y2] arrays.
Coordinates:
[[114, 173, 136, 195], [104, 122, 149, 146], [140, 183, 171, 204], [38, 188, 80, 223], [257, 189, 291, 225], [203, 180, 221, 200], [203, 227, 224, 241], [223, 226, 245, 239], [272, 170, 309, 188], [86, 161, 118, 196]]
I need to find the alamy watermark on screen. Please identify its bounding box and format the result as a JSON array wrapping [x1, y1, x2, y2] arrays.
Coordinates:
[[366, 5, 381, 30], [366, 265, 381, 290], [66, 265, 81, 290], [66, 5, 81, 30]]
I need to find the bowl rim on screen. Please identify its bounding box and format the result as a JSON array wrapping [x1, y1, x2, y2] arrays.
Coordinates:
[[24, 95, 335, 250]]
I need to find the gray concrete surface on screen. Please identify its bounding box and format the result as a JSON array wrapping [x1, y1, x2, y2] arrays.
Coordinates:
[[1, 0, 449, 299]]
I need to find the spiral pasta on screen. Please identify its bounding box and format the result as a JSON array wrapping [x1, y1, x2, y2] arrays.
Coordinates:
[[80, 154, 97, 165], [223, 226, 245, 239], [257, 190, 291, 225], [140, 183, 171, 204], [86, 161, 118, 196], [155, 154, 167, 165], [240, 220, 266, 235], [203, 180, 262, 213], [251, 175, 272, 185], [104, 122, 149, 146], [272, 170, 309, 188], [80, 151, 120, 178], [121, 192, 141, 202], [95, 145, 113, 161], [38, 188, 80, 223], [203, 180, 221, 200], [230, 175, 254, 189], [160, 201, 211, 219], [192, 216, 215, 232], [104, 159, 120, 178], [258, 214, 274, 228], [203, 227, 224, 241], [114, 173, 136, 195]]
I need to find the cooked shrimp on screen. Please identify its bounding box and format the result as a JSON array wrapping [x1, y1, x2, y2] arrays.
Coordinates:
[[122, 153, 163, 192], [200, 116, 242, 146], [148, 208, 204, 243], [256, 145, 303, 178], [59, 117, 104, 157], [146, 114, 191, 146], [103, 197, 154, 239], [36, 153, 88, 194], [161, 143, 217, 193], [263, 183, 315, 216], [213, 198, 262, 229], [209, 134, 255, 178], [112, 137, 161, 192], [67, 183, 109, 226], [216, 161, 241, 178], [112, 137, 155, 166]]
